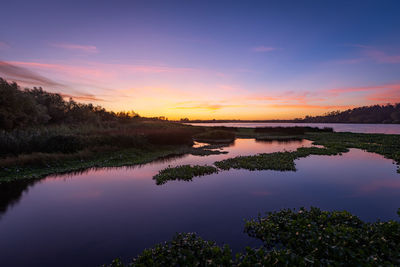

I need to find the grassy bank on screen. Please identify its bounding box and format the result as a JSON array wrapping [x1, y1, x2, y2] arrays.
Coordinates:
[[152, 130, 400, 182], [3, 125, 400, 182], [105, 207, 400, 266]]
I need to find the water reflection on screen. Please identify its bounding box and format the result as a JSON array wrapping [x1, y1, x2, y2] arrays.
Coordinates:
[[0, 139, 399, 267]]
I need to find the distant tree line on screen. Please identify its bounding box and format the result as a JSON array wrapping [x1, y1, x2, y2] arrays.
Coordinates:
[[0, 78, 144, 130], [296, 104, 400, 124], [181, 104, 400, 124]]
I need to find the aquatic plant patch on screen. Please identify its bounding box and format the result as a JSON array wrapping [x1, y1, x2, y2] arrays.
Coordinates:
[[153, 164, 219, 185], [306, 132, 400, 173], [105, 208, 400, 266], [245, 207, 400, 265], [214, 146, 348, 171]]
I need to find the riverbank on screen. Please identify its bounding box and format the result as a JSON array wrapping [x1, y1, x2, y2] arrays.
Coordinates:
[[2, 125, 400, 182]]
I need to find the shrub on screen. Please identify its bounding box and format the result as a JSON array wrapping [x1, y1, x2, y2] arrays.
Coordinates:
[[43, 135, 83, 153], [194, 130, 235, 143]]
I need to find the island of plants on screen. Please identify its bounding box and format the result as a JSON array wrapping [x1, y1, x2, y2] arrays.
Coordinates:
[[105, 207, 400, 266], [153, 164, 218, 185]]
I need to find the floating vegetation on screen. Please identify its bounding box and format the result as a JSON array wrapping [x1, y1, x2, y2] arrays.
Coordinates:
[[105, 207, 400, 266], [193, 130, 236, 143], [0, 145, 224, 182], [214, 146, 348, 171], [245, 207, 400, 265], [306, 132, 400, 173], [153, 165, 218, 185]]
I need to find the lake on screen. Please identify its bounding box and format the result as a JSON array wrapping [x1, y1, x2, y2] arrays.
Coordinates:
[[186, 122, 400, 134], [0, 138, 400, 266]]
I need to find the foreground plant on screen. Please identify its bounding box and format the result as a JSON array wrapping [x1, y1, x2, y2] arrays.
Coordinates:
[[153, 165, 218, 185], [245, 207, 400, 265], [106, 208, 400, 266]]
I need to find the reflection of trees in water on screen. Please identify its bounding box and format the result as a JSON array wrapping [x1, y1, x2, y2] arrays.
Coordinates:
[[255, 138, 304, 144], [0, 153, 189, 219], [0, 179, 39, 219]]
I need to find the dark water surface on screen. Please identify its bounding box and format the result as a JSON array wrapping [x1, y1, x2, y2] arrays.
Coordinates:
[[0, 139, 400, 267], [187, 122, 400, 134]]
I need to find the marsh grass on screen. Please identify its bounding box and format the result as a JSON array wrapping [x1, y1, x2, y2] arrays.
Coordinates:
[[306, 132, 400, 173], [105, 208, 400, 266], [214, 146, 347, 171], [153, 164, 218, 185], [193, 130, 236, 143]]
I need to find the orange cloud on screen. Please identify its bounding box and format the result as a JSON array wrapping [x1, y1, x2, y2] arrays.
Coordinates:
[[269, 104, 355, 110], [174, 102, 245, 111], [60, 93, 106, 102]]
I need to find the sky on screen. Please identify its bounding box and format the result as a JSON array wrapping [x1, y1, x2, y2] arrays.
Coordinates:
[[1, 0, 400, 120]]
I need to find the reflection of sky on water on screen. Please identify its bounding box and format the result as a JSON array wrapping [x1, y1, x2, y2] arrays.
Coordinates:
[[0, 139, 399, 267]]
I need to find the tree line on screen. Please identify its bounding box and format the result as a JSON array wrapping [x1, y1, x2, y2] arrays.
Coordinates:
[[0, 78, 142, 130], [297, 104, 400, 124]]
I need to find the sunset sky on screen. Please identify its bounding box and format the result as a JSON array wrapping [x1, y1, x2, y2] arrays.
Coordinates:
[[1, 0, 400, 120]]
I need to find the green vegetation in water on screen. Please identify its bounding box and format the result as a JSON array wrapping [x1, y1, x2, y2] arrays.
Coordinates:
[[193, 130, 236, 143], [306, 132, 400, 173], [153, 164, 218, 185], [214, 146, 347, 171], [0, 145, 225, 183], [105, 207, 400, 266]]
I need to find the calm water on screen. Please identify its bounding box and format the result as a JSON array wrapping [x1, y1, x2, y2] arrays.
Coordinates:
[[1, 139, 400, 267], [186, 122, 400, 134]]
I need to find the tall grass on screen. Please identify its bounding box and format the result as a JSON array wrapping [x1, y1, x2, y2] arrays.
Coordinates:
[[0, 121, 204, 157]]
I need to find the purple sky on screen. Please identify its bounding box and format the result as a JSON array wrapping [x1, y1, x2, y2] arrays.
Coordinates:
[[1, 0, 400, 119]]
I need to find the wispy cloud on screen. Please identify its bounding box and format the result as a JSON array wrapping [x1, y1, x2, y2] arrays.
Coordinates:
[[0, 61, 62, 87], [51, 43, 99, 53], [327, 82, 400, 104], [174, 101, 245, 111], [269, 104, 355, 110], [252, 46, 277, 52], [328, 83, 400, 95], [60, 93, 106, 102], [363, 49, 400, 64], [8, 60, 196, 77]]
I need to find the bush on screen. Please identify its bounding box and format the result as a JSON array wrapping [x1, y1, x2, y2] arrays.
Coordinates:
[[254, 126, 333, 135], [43, 135, 83, 153], [194, 130, 235, 143]]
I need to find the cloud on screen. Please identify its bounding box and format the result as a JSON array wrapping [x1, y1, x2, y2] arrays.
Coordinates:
[[174, 101, 244, 111], [269, 104, 355, 110], [0, 42, 10, 50], [363, 49, 400, 64], [8, 60, 195, 78], [252, 46, 277, 52], [328, 83, 400, 95], [60, 93, 106, 102], [51, 43, 99, 53], [326, 82, 400, 104], [0, 61, 62, 87]]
